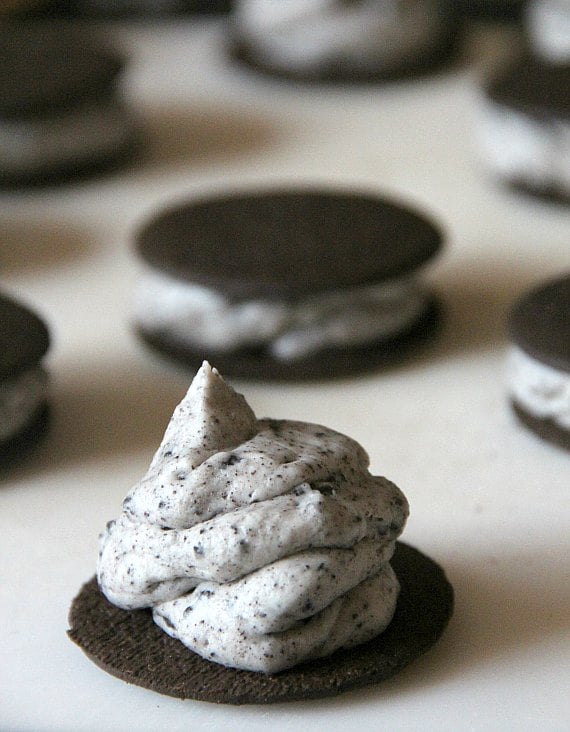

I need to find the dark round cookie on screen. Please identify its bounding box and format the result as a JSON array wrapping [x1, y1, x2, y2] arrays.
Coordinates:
[[0, 293, 50, 381], [0, 24, 124, 119], [68, 541, 454, 705], [508, 274, 570, 374], [508, 275, 570, 450], [227, 2, 460, 83], [137, 189, 443, 300], [482, 56, 570, 202], [135, 189, 444, 379]]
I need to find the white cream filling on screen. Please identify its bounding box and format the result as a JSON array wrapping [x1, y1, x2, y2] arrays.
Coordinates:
[[0, 98, 134, 174], [134, 267, 429, 361], [477, 98, 570, 194], [508, 346, 570, 429], [234, 0, 448, 73], [97, 362, 408, 672], [0, 366, 48, 442], [527, 0, 570, 62]]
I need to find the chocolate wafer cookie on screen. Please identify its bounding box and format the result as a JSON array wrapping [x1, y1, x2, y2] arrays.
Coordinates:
[[133, 188, 444, 380], [507, 274, 570, 451], [69, 542, 453, 704], [477, 55, 570, 203], [0, 24, 139, 187]]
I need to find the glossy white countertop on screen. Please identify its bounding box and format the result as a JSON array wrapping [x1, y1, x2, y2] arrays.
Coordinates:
[[1, 17, 568, 732]]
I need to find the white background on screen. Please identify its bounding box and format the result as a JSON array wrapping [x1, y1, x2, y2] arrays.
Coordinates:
[[1, 16, 569, 732]]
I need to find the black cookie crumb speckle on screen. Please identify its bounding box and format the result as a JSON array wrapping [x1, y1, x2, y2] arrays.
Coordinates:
[[68, 542, 454, 705]]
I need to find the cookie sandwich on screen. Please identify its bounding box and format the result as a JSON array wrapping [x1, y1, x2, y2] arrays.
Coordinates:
[[507, 274, 570, 451], [133, 188, 444, 380], [0, 292, 50, 464], [69, 362, 453, 703], [230, 0, 458, 82], [476, 55, 570, 202], [0, 25, 139, 187]]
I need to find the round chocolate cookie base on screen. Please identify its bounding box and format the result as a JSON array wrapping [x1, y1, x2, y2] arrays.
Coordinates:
[[0, 402, 50, 467], [511, 400, 570, 452], [68, 542, 454, 705], [0, 133, 139, 189], [229, 33, 459, 84], [135, 296, 442, 381]]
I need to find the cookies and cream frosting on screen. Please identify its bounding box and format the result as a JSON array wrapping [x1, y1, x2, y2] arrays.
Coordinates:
[[0, 366, 48, 442], [97, 362, 408, 672], [508, 346, 570, 429], [233, 0, 449, 74], [134, 268, 429, 361]]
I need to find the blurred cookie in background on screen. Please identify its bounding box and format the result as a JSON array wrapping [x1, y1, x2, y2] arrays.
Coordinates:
[[0, 292, 50, 467], [229, 0, 460, 82], [0, 24, 140, 187], [507, 274, 570, 452], [476, 54, 570, 202], [132, 187, 444, 381]]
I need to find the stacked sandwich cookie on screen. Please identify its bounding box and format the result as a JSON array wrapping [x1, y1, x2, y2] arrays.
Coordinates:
[[0, 25, 139, 187], [476, 54, 570, 202], [229, 0, 459, 82], [507, 275, 570, 451], [132, 188, 444, 380], [69, 362, 453, 703]]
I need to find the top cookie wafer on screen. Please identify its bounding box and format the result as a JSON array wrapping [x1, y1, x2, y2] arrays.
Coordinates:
[[0, 293, 50, 381], [484, 55, 570, 121], [0, 25, 124, 119], [136, 189, 443, 300], [508, 274, 570, 373]]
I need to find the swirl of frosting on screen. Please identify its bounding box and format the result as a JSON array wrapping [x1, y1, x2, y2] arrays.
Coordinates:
[[97, 362, 408, 672]]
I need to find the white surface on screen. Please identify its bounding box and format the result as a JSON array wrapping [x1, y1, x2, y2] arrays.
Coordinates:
[[0, 18, 569, 732]]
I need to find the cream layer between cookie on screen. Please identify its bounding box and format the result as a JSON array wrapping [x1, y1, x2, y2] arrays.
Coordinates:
[[508, 346, 570, 429], [134, 268, 429, 361], [234, 0, 449, 73]]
